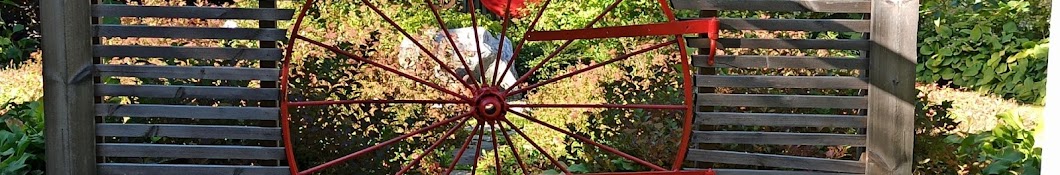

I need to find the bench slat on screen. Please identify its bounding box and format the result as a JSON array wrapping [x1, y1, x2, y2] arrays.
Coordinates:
[[95, 25, 286, 41], [693, 131, 865, 146], [672, 0, 871, 13], [686, 150, 865, 173], [92, 4, 295, 20], [97, 123, 281, 140], [697, 94, 867, 109], [696, 112, 866, 128], [693, 55, 866, 69], [95, 104, 277, 120], [94, 45, 282, 60], [95, 84, 278, 100]]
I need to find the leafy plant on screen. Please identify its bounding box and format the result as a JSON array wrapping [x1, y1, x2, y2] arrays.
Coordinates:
[[946, 110, 1041, 175], [0, 99, 45, 175], [0, 0, 40, 67], [917, 0, 1049, 104]]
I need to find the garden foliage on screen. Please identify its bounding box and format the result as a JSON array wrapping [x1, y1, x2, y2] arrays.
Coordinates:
[[0, 100, 45, 175], [917, 0, 1050, 104]]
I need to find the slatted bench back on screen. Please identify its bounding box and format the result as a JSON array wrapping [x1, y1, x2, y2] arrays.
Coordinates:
[[680, 0, 871, 174], [91, 2, 293, 175]]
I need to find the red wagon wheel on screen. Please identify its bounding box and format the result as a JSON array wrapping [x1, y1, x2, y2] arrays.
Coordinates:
[[279, 0, 719, 174]]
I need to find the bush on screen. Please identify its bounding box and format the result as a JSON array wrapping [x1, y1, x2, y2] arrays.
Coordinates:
[[917, 0, 1049, 104], [0, 0, 40, 67], [0, 99, 45, 175], [947, 110, 1041, 175]]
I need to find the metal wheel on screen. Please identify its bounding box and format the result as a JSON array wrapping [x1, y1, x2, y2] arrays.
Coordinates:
[[279, 0, 719, 174]]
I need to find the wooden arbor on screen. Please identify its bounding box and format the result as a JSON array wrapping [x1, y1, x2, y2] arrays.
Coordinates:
[[41, 0, 916, 174]]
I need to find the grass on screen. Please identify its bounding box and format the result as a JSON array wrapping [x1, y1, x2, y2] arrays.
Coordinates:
[[917, 83, 1042, 133]]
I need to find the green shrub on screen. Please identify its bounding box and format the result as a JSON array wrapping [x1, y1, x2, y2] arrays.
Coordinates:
[[913, 92, 960, 175], [0, 99, 45, 175], [917, 0, 1049, 104], [0, 0, 40, 67], [947, 110, 1041, 175]]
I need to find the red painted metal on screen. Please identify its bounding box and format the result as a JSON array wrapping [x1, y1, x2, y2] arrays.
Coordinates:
[[497, 123, 532, 174], [502, 119, 572, 175], [525, 19, 720, 41], [288, 99, 469, 107], [282, 0, 715, 174], [395, 114, 473, 175], [508, 40, 677, 95], [489, 121, 504, 174], [294, 35, 472, 102], [279, 0, 319, 173], [494, 0, 554, 87], [469, 0, 488, 86], [358, 0, 474, 91], [298, 114, 473, 175], [442, 123, 483, 175], [509, 103, 686, 110], [490, 0, 516, 87], [427, 0, 479, 85], [505, 0, 625, 93], [508, 110, 668, 171]]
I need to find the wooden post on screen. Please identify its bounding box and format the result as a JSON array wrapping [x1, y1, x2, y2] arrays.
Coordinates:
[[42, 0, 96, 174], [866, 0, 917, 174]]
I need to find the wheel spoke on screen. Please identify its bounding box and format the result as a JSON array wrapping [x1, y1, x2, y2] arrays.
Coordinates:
[[289, 99, 470, 107], [497, 121, 531, 175], [501, 119, 572, 175], [298, 112, 473, 175], [426, 0, 479, 85], [509, 103, 686, 110], [508, 110, 668, 171], [489, 121, 503, 174], [396, 113, 475, 175], [490, 0, 516, 87], [358, 0, 474, 90], [294, 35, 472, 101], [443, 123, 484, 175], [471, 120, 485, 175], [469, 0, 488, 86], [493, 0, 554, 87], [508, 40, 677, 95], [505, 0, 626, 93]]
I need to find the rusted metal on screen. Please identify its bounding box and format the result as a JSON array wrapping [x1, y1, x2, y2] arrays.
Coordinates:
[[490, 0, 516, 86], [288, 99, 469, 107], [442, 123, 483, 175], [508, 110, 668, 171], [502, 119, 572, 174], [427, 0, 479, 85], [525, 19, 720, 41], [395, 114, 473, 175], [278, 0, 318, 173], [509, 103, 686, 110], [497, 123, 531, 175], [494, 0, 554, 87]]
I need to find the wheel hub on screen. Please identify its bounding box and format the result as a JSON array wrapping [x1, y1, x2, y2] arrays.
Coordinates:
[[474, 87, 507, 121]]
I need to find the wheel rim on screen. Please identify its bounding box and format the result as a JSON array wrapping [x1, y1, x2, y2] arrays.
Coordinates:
[[279, 0, 706, 174]]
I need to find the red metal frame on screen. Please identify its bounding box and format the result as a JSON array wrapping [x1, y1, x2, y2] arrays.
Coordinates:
[[280, 0, 720, 174]]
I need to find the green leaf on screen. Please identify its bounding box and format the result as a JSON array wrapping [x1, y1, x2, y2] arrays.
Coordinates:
[[1003, 22, 1018, 33], [941, 68, 955, 80], [569, 164, 590, 173], [971, 26, 983, 41]]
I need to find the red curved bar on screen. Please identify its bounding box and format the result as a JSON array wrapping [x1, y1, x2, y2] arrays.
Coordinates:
[[654, 0, 697, 170], [279, 0, 320, 173], [508, 110, 668, 171], [507, 40, 677, 95]]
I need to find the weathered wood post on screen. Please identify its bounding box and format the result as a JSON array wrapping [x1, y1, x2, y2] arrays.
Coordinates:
[[41, 0, 96, 174], [867, 0, 918, 174]]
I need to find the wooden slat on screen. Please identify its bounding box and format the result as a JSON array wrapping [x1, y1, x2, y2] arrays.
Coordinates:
[[697, 75, 868, 89], [95, 84, 278, 100], [716, 18, 870, 32], [672, 0, 871, 13], [93, 45, 282, 60], [92, 4, 295, 20], [697, 94, 867, 109], [97, 124, 280, 140], [98, 163, 288, 175], [96, 64, 279, 81], [686, 150, 865, 173], [693, 55, 866, 69], [696, 112, 867, 128], [867, 0, 917, 173], [95, 104, 278, 120], [688, 38, 869, 50], [97, 143, 285, 159], [95, 25, 286, 41], [693, 131, 865, 146]]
